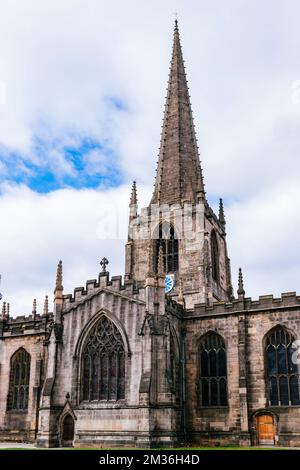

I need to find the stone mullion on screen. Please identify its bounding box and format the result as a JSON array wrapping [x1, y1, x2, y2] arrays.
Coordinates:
[[106, 354, 110, 401], [115, 351, 119, 400], [88, 355, 92, 402], [97, 353, 101, 401]]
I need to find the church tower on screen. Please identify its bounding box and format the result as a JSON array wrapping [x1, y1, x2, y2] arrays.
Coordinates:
[[125, 21, 233, 308]]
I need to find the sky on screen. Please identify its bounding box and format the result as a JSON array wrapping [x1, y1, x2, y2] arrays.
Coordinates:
[[0, 0, 300, 315]]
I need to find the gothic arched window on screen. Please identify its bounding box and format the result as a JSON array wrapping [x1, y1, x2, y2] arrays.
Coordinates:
[[82, 316, 125, 402], [211, 230, 219, 282], [266, 326, 300, 406], [7, 348, 31, 411], [155, 222, 179, 273], [199, 332, 228, 407]]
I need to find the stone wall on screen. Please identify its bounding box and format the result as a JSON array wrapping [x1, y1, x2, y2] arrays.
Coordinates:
[[184, 293, 300, 447], [0, 315, 49, 442]]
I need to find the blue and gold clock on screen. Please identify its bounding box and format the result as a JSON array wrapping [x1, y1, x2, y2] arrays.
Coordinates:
[[165, 275, 174, 293]]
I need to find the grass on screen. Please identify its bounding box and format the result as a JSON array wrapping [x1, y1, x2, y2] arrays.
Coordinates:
[[0, 446, 282, 450]]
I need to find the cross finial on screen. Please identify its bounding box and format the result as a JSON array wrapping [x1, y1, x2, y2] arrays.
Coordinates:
[[100, 257, 109, 273]]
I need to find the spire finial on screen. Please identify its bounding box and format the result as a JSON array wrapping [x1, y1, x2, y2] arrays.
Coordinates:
[[174, 12, 178, 28], [130, 181, 137, 206], [157, 244, 165, 276], [32, 298, 37, 319], [128, 180, 138, 227], [56, 260, 63, 290], [43, 295, 49, 316], [219, 198, 226, 226], [237, 268, 245, 299]]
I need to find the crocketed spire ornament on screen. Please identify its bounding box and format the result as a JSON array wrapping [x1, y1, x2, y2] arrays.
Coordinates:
[[43, 295, 49, 316], [56, 260, 63, 290], [219, 198, 226, 226], [157, 244, 165, 276], [32, 298, 37, 320], [237, 268, 245, 299], [129, 181, 138, 222], [130, 181, 137, 206]]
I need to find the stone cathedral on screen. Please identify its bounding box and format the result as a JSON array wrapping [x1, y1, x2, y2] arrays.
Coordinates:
[[1, 21, 300, 448]]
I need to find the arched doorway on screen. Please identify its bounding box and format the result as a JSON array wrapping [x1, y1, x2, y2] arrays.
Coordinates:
[[256, 414, 275, 446], [61, 414, 74, 447]]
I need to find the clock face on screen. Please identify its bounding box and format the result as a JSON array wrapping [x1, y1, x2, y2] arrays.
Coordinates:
[[165, 275, 174, 293]]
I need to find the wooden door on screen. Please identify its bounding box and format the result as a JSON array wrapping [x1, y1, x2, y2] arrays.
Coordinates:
[[257, 414, 275, 445]]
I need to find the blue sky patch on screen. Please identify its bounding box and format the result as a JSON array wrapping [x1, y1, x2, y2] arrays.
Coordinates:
[[0, 136, 123, 193]]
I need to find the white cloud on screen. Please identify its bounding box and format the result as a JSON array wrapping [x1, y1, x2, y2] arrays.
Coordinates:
[[0, 179, 299, 316], [227, 181, 300, 296], [0, 182, 152, 315]]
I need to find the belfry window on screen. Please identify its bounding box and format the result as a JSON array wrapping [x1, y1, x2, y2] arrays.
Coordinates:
[[7, 348, 31, 411], [211, 230, 219, 282], [199, 333, 228, 407], [266, 326, 300, 406], [82, 316, 125, 402], [155, 222, 179, 273]]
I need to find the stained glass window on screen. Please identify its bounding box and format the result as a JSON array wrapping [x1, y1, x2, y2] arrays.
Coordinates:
[[7, 348, 31, 411], [199, 333, 228, 407], [82, 316, 125, 401], [266, 326, 300, 406]]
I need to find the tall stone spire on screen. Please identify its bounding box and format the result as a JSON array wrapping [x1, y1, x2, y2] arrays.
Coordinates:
[[151, 20, 205, 206]]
